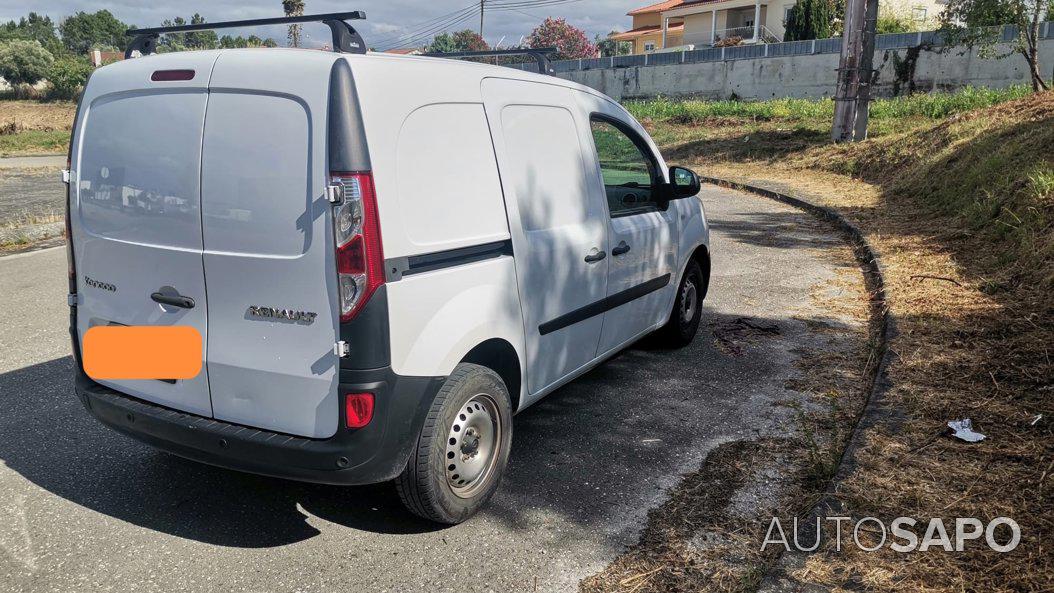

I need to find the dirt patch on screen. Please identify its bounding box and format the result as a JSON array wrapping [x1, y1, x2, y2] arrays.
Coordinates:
[[0, 101, 77, 132], [712, 317, 782, 357], [580, 439, 797, 593]]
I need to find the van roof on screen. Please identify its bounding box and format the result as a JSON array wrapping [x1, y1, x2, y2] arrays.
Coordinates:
[[108, 47, 607, 100]]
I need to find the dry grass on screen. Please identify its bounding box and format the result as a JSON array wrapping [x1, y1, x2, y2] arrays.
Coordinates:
[[581, 439, 803, 593], [0, 100, 77, 133], [0, 208, 63, 229], [583, 220, 871, 593], [0, 100, 76, 156], [647, 91, 1054, 593]]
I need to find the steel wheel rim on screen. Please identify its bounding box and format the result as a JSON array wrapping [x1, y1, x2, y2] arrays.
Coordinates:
[[445, 393, 501, 499], [680, 278, 698, 323]]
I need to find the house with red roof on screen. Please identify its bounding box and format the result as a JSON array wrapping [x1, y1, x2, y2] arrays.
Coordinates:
[[613, 0, 946, 54]]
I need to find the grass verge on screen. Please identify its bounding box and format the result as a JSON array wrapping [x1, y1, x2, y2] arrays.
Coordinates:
[[637, 89, 1052, 592]]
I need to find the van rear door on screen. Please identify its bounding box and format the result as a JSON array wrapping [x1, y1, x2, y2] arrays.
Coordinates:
[[200, 51, 341, 439], [71, 52, 219, 417]]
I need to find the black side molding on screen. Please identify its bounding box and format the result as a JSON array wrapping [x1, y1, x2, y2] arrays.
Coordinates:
[[386, 240, 513, 281], [538, 273, 671, 336]]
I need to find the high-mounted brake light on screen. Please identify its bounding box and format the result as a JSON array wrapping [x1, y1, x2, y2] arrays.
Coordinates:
[[151, 69, 195, 82], [331, 172, 383, 322], [345, 392, 375, 429]]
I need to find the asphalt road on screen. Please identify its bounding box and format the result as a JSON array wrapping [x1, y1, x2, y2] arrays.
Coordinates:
[[0, 187, 862, 593], [0, 169, 65, 226]]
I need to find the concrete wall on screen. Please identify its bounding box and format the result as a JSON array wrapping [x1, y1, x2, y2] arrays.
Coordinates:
[[557, 39, 1054, 100]]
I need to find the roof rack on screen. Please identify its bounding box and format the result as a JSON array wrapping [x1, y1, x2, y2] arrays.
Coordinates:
[[125, 11, 368, 59], [422, 48, 559, 75]]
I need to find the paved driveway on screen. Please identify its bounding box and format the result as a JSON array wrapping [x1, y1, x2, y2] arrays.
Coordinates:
[[0, 186, 862, 593]]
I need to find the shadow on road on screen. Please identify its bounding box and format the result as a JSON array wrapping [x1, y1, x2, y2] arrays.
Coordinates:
[[0, 303, 839, 548]]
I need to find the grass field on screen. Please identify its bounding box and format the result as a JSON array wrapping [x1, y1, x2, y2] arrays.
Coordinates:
[[588, 88, 1053, 593]]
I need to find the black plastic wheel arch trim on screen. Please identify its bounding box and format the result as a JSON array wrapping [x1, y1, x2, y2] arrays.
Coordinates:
[[538, 273, 671, 336]]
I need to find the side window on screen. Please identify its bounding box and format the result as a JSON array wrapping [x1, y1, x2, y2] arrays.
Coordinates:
[[589, 117, 659, 217]]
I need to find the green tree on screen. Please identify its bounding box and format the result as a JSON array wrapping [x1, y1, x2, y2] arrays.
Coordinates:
[[596, 32, 632, 57], [939, 0, 1051, 91], [46, 56, 93, 99], [282, 0, 305, 47], [185, 14, 219, 50], [59, 10, 131, 54], [876, 3, 937, 33], [219, 34, 280, 48], [0, 39, 54, 95], [783, 0, 837, 41], [425, 32, 457, 54], [158, 17, 188, 52], [0, 13, 64, 56], [425, 30, 489, 54]]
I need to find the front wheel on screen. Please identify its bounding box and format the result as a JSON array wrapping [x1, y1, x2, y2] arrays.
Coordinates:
[[396, 363, 513, 524], [655, 260, 705, 347]]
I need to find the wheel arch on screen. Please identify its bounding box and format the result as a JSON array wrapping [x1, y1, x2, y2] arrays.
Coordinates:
[[689, 243, 711, 302], [459, 338, 523, 412]]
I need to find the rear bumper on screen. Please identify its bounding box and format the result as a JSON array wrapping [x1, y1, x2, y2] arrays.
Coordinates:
[[74, 367, 444, 486]]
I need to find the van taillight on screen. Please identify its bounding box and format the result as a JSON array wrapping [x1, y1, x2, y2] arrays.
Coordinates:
[[331, 172, 383, 322]]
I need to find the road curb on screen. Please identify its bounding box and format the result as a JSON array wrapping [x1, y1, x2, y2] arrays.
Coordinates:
[[700, 176, 898, 592]]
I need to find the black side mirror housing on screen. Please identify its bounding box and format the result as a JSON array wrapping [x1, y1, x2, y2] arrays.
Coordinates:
[[669, 166, 701, 198]]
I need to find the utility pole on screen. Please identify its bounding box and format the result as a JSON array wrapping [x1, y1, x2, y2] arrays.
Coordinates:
[[480, 0, 485, 38], [831, 0, 879, 142]]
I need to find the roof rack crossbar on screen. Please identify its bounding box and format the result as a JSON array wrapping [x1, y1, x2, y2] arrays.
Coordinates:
[[125, 11, 367, 59], [422, 48, 559, 75]]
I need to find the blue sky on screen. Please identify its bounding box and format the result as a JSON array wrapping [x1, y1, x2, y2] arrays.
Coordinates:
[[1, 1, 645, 50]]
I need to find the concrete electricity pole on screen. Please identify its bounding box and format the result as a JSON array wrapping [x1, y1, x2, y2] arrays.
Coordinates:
[[831, 0, 880, 142], [480, 0, 486, 38]]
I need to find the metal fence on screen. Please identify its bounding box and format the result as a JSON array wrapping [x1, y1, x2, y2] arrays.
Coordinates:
[[507, 22, 1054, 74]]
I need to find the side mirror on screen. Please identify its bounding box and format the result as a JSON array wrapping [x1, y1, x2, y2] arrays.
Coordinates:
[[669, 166, 701, 198]]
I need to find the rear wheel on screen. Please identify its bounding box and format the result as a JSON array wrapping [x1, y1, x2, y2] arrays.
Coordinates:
[[396, 363, 512, 524], [656, 259, 704, 347]]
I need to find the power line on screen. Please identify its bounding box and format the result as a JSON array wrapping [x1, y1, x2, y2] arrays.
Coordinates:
[[373, 0, 589, 51], [376, 9, 480, 50], [369, 3, 479, 47], [374, 7, 479, 49]]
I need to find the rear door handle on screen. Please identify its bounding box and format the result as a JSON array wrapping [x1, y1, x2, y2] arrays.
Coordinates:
[[584, 250, 607, 263], [151, 292, 195, 309], [612, 241, 631, 256]]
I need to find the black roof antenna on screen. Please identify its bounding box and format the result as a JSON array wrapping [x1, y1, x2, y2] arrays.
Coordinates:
[[125, 11, 368, 59]]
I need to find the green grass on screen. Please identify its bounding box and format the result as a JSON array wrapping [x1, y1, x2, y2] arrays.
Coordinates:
[[624, 85, 1032, 124], [0, 129, 70, 156], [640, 86, 1054, 288]]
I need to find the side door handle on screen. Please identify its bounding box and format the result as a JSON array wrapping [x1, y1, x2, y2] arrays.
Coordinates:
[[612, 241, 631, 256], [584, 250, 607, 263], [151, 292, 195, 309]]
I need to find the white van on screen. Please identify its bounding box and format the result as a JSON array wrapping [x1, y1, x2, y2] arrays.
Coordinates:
[[66, 13, 710, 524]]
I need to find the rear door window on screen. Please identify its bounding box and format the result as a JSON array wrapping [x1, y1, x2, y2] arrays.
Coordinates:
[[589, 118, 660, 217], [78, 92, 208, 249]]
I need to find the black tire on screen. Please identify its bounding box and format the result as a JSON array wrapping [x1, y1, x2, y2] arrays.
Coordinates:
[[656, 259, 705, 347], [396, 363, 513, 524]]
